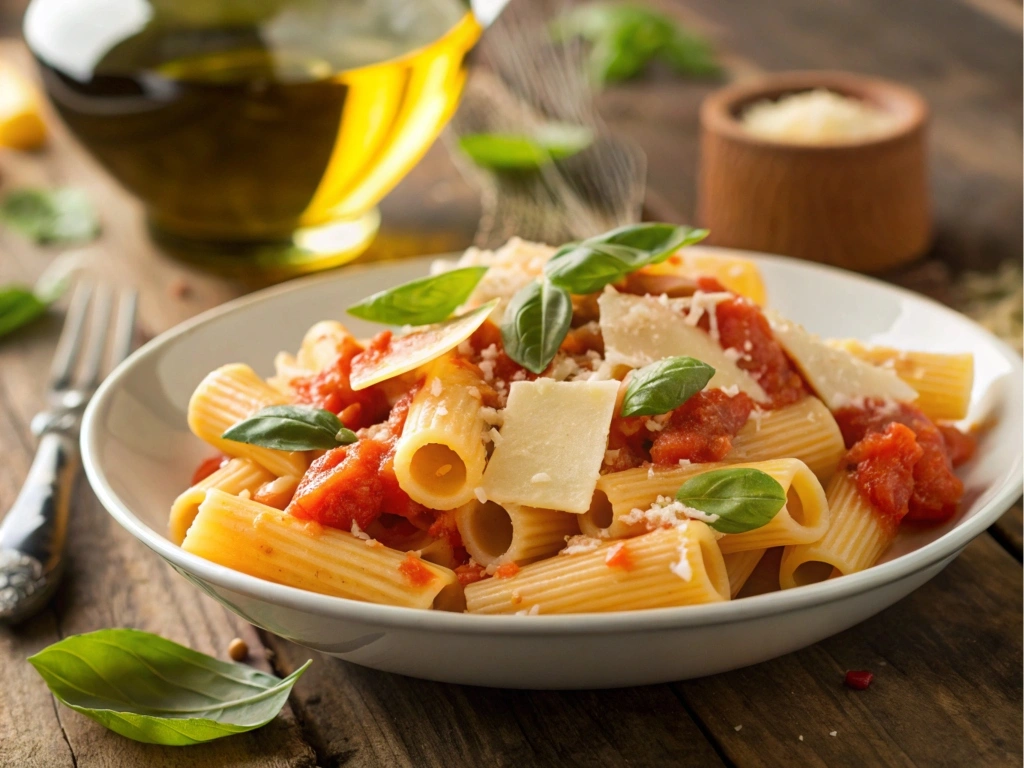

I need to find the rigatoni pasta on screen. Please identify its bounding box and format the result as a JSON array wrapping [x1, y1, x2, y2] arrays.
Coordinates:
[[171, 226, 980, 614]]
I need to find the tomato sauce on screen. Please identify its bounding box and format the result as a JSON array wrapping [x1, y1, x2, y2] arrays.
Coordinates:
[[650, 390, 754, 465], [695, 291, 806, 408], [835, 399, 975, 526], [291, 335, 389, 429], [286, 391, 426, 531], [191, 454, 227, 485], [605, 543, 634, 570], [455, 561, 487, 586], [398, 552, 435, 587], [494, 562, 520, 579]]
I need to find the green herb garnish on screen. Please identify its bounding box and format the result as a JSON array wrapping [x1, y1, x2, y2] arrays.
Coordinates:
[[551, 3, 720, 86], [459, 124, 594, 171], [620, 356, 715, 417], [675, 468, 787, 534], [222, 405, 357, 451], [0, 187, 100, 244], [28, 629, 310, 746], [347, 266, 488, 326], [500, 278, 573, 375]]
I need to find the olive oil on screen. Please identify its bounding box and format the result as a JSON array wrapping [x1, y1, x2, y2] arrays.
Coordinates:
[[26, 0, 481, 271]]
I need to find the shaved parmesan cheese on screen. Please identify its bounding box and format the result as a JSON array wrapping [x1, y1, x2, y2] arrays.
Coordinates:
[[350, 300, 498, 390], [670, 543, 693, 581], [482, 379, 619, 513], [765, 310, 918, 410], [599, 291, 769, 403]]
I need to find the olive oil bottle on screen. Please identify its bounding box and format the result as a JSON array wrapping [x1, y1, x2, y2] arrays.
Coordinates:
[[25, 0, 482, 273]]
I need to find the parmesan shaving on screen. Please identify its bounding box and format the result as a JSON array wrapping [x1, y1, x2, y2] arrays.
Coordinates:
[[670, 543, 693, 582]]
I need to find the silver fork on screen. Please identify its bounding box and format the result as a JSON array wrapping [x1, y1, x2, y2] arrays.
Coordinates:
[[0, 282, 137, 623]]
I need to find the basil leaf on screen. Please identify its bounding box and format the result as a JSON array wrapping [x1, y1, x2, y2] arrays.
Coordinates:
[[501, 279, 573, 374], [675, 468, 787, 534], [621, 356, 715, 416], [0, 188, 99, 244], [222, 405, 358, 451], [544, 223, 709, 294], [659, 31, 722, 77], [347, 267, 488, 326], [28, 629, 310, 746], [0, 286, 48, 339], [459, 125, 593, 171]]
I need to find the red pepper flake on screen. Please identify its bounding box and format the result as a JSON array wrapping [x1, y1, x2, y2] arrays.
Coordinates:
[[398, 552, 435, 587], [494, 561, 520, 579], [844, 670, 874, 690]]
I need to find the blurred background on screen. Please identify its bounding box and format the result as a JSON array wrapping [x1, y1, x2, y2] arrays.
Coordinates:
[[0, 0, 1020, 347]]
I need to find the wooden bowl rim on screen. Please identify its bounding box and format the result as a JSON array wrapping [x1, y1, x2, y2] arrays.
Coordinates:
[[700, 70, 928, 152]]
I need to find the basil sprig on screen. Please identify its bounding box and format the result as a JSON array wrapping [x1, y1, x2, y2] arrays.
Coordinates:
[[500, 222, 707, 372], [621, 356, 715, 417], [675, 468, 786, 534], [28, 629, 311, 746], [0, 187, 100, 244], [544, 223, 708, 294], [500, 279, 573, 375], [459, 124, 594, 171], [222, 405, 357, 451], [347, 266, 488, 326]]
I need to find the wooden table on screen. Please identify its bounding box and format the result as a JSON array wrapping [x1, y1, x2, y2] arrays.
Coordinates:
[[1, 0, 1021, 765]]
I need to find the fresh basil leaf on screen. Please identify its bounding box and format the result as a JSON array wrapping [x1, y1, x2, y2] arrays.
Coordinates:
[[544, 223, 709, 294], [459, 125, 593, 171], [222, 405, 358, 451], [347, 267, 488, 326], [621, 356, 715, 417], [28, 629, 310, 746], [501, 279, 573, 374], [587, 222, 709, 264], [0, 286, 48, 339], [675, 468, 787, 534], [550, 3, 720, 87], [0, 188, 100, 244]]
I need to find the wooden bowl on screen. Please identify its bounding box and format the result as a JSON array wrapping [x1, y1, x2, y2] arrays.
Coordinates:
[[697, 71, 930, 272]]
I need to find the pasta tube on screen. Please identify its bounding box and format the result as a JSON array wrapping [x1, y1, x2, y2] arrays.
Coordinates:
[[464, 523, 729, 614], [188, 364, 309, 478], [779, 471, 892, 589], [184, 490, 462, 610], [722, 548, 766, 598], [585, 458, 829, 553], [169, 458, 275, 545], [829, 340, 974, 421], [729, 397, 846, 483], [393, 354, 488, 510], [455, 500, 580, 566]]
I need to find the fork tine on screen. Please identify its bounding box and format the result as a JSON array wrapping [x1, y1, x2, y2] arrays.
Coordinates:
[[77, 283, 114, 390], [109, 289, 138, 368], [49, 282, 93, 391]]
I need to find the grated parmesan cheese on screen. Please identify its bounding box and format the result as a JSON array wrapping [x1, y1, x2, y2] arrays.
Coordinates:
[[735, 725, 743, 732], [830, 731, 837, 737], [605, 542, 625, 564], [604, 449, 621, 465], [474, 486, 487, 503], [480, 406, 503, 426], [620, 495, 720, 530], [467, 386, 482, 400], [670, 542, 693, 581], [436, 405, 448, 416], [561, 535, 604, 554], [488, 427, 503, 445], [742, 89, 897, 145], [719, 384, 740, 397], [238, 489, 251, 500]]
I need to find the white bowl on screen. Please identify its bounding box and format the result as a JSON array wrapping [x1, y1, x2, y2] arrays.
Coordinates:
[[81, 248, 1023, 689]]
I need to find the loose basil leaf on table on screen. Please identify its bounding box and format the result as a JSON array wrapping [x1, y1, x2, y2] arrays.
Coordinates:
[[28, 629, 311, 746], [544, 223, 708, 294], [620, 356, 716, 417], [347, 266, 488, 326], [0, 187, 100, 244], [222, 404, 357, 451], [459, 124, 593, 171], [675, 468, 787, 534], [500, 279, 573, 375], [0, 286, 48, 339]]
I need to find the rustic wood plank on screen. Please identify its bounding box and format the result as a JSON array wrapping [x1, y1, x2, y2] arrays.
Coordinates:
[[675, 533, 1023, 767], [264, 634, 727, 768]]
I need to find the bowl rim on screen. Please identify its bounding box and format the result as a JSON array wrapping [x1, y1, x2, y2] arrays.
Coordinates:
[[700, 69, 929, 151], [81, 248, 1023, 637]]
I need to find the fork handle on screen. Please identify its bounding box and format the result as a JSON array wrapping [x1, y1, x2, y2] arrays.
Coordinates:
[[0, 431, 78, 623]]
